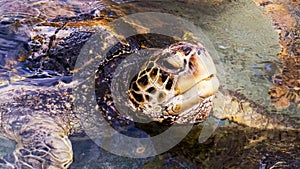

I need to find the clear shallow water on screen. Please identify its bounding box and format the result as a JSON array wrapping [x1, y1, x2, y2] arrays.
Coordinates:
[[0, 0, 299, 168], [0, 0, 282, 106], [119, 0, 282, 107]]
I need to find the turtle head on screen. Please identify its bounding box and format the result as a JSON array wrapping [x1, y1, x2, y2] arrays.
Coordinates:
[[128, 42, 219, 124]]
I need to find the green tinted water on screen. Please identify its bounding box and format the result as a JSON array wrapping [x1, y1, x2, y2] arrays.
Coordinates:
[[0, 0, 299, 168]]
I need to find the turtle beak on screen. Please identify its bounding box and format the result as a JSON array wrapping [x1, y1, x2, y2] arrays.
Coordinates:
[[175, 43, 219, 97], [165, 43, 219, 115], [166, 73, 219, 115], [174, 74, 219, 114]]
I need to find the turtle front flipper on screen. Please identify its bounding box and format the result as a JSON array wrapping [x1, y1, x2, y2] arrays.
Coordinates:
[[213, 90, 300, 130], [0, 110, 73, 169]]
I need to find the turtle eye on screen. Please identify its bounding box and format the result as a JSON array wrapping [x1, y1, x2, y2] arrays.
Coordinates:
[[182, 46, 192, 56]]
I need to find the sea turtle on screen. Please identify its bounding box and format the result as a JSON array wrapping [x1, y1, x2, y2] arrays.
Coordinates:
[[0, 28, 299, 169], [0, 1, 299, 169]]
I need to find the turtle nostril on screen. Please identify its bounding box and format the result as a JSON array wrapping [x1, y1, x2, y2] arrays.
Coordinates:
[[197, 47, 205, 55]]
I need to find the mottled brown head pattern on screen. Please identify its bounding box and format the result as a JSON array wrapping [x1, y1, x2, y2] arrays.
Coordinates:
[[128, 42, 219, 124]]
